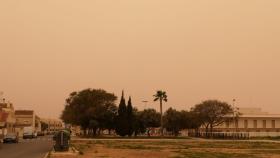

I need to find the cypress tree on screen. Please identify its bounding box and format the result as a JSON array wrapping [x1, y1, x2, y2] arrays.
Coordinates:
[[116, 91, 128, 136], [127, 96, 134, 137]]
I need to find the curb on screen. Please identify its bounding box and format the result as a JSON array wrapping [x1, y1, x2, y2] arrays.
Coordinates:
[[44, 147, 79, 158]]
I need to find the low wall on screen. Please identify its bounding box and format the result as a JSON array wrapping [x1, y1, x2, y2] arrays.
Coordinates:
[[249, 132, 280, 137], [189, 132, 250, 139], [190, 131, 280, 139]]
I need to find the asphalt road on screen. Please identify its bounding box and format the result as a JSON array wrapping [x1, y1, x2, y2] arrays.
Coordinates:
[[0, 136, 53, 158]]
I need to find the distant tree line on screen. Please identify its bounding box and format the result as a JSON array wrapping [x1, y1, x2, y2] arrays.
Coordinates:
[[61, 88, 236, 137]]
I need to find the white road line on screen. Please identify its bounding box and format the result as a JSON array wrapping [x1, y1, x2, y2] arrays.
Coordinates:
[[42, 152, 50, 158]]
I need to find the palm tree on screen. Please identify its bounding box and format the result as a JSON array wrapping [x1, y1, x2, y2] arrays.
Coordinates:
[[153, 90, 168, 136]]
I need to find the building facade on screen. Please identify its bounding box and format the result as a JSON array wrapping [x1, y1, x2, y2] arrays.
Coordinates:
[[41, 118, 63, 133], [15, 110, 41, 137], [0, 102, 16, 136], [214, 108, 280, 137]]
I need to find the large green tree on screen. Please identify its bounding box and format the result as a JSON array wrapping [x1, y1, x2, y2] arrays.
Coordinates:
[[61, 89, 117, 136], [191, 100, 235, 136], [115, 91, 128, 137], [153, 90, 168, 136], [127, 96, 134, 137], [41, 121, 49, 132], [132, 108, 161, 137], [133, 109, 146, 137], [103, 104, 118, 135], [139, 109, 161, 136], [164, 108, 190, 136]]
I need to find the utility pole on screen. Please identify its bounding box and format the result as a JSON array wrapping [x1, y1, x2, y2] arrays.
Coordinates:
[[0, 91, 3, 103], [232, 99, 238, 133], [233, 99, 236, 109]]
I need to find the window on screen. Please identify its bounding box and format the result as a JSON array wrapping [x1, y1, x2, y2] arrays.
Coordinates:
[[254, 120, 258, 128], [263, 120, 267, 129], [244, 120, 248, 129], [235, 120, 239, 128], [226, 121, 230, 128], [272, 120, 276, 129]]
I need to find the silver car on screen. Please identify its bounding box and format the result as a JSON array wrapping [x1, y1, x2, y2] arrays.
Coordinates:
[[3, 133, 19, 143]]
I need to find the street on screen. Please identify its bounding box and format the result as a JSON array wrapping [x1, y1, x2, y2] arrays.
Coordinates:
[[0, 136, 53, 158]]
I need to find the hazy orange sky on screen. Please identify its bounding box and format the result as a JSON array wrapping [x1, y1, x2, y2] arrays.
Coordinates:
[[0, 0, 280, 118]]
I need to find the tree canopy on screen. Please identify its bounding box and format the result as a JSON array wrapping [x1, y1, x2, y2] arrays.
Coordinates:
[[61, 89, 239, 138], [163, 108, 195, 136], [61, 88, 117, 135], [115, 91, 128, 136], [191, 100, 235, 135], [138, 109, 161, 136], [153, 90, 168, 136]]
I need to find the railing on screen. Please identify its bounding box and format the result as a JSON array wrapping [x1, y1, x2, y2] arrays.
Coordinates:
[[189, 132, 250, 139]]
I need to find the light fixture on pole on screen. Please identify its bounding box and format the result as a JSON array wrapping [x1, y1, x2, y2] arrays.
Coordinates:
[[142, 100, 148, 109]]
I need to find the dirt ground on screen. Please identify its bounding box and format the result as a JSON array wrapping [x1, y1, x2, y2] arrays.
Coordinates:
[[50, 139, 280, 158]]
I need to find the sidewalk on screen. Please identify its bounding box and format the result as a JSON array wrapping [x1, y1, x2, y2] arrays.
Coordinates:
[[47, 147, 79, 158]]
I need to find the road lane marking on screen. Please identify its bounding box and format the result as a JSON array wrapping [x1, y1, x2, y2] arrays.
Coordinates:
[[43, 152, 50, 158]]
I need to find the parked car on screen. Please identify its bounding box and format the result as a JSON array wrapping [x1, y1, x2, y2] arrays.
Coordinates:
[[37, 131, 45, 136], [0, 134, 4, 144], [23, 127, 37, 139], [3, 133, 19, 143]]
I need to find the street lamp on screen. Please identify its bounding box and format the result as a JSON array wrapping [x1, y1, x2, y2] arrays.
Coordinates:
[[142, 101, 148, 109], [232, 99, 238, 133]]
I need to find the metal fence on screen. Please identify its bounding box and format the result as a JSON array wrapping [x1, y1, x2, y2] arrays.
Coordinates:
[[189, 132, 250, 139]]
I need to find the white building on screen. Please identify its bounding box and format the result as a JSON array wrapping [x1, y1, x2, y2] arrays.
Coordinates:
[[15, 110, 41, 137], [214, 108, 280, 137], [41, 118, 63, 133], [0, 102, 16, 136]]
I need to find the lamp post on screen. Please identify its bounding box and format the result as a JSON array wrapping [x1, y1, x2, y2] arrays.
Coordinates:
[[232, 99, 238, 133]]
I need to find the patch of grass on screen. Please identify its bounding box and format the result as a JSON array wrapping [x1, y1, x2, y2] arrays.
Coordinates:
[[79, 151, 84, 155], [78, 135, 191, 140], [173, 150, 259, 158], [250, 136, 280, 140], [71, 142, 92, 155], [70, 139, 280, 158], [250, 149, 280, 155], [95, 140, 105, 145], [173, 141, 280, 150], [105, 143, 162, 150]]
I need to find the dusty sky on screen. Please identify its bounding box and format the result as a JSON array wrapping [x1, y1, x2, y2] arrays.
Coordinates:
[[0, 0, 280, 118]]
